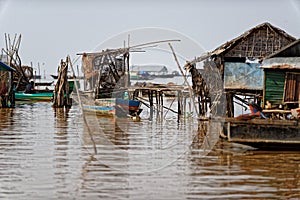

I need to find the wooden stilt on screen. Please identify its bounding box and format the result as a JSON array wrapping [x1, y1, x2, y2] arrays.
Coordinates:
[[160, 91, 163, 120], [149, 90, 153, 120], [198, 96, 202, 116], [226, 92, 234, 117], [178, 90, 182, 122], [183, 95, 187, 117], [154, 90, 159, 118]]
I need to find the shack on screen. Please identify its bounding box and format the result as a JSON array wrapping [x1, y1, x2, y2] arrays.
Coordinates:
[[223, 39, 300, 149], [0, 61, 15, 107], [79, 40, 180, 97], [187, 22, 296, 117], [183, 22, 300, 148], [1, 34, 34, 92], [225, 54, 300, 149], [79, 48, 130, 98], [261, 39, 300, 116], [262, 57, 300, 109]]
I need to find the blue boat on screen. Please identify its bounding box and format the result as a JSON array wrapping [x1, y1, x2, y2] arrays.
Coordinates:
[[82, 98, 142, 117]]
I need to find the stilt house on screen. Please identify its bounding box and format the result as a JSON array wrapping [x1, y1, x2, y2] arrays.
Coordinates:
[[190, 22, 297, 117]]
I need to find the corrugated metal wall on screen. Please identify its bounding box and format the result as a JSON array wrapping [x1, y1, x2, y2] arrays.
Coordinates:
[[265, 70, 286, 105]]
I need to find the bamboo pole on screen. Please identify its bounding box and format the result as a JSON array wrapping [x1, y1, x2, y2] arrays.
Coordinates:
[[135, 96, 178, 114], [168, 43, 199, 117], [68, 55, 97, 155]]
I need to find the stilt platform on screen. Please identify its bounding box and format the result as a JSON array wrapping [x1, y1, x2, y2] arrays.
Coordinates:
[[128, 84, 192, 122]]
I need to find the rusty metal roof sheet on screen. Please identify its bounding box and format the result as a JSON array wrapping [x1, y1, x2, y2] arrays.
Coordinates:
[[261, 57, 300, 69]]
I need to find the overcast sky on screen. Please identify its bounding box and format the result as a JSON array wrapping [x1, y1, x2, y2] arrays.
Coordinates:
[[0, 0, 299, 77]]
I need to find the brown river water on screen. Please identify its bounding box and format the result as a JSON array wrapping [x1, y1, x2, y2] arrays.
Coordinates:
[[0, 101, 300, 199]]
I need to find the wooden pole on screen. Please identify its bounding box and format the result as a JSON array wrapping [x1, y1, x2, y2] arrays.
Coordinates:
[[9, 71, 15, 107], [198, 96, 202, 116], [53, 57, 71, 108], [160, 90, 163, 120], [156, 91, 159, 120], [149, 90, 153, 120], [183, 95, 186, 117]]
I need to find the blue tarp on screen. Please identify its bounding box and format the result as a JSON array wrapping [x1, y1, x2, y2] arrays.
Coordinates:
[[224, 62, 263, 90], [0, 61, 15, 71]]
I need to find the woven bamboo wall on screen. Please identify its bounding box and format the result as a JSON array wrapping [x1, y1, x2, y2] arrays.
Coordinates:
[[224, 27, 294, 58]]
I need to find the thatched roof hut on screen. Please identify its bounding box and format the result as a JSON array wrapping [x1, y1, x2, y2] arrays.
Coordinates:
[[188, 22, 297, 117]]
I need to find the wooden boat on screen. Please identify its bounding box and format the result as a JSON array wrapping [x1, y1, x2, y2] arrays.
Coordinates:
[[50, 74, 83, 79], [83, 98, 115, 116], [34, 81, 54, 86], [82, 98, 142, 117], [50, 74, 58, 79], [32, 75, 41, 79], [223, 118, 300, 149], [130, 72, 154, 80], [221, 99, 300, 149], [115, 98, 141, 116], [150, 74, 175, 78], [15, 91, 53, 101]]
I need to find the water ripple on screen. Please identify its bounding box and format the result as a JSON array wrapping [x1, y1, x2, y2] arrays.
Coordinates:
[[0, 102, 299, 199]]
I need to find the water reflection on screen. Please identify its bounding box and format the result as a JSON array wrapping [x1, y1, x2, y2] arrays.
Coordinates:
[[53, 108, 70, 198], [0, 103, 300, 199], [188, 139, 300, 199], [0, 108, 14, 130]]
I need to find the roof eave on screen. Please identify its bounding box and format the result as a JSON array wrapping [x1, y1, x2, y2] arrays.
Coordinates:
[[210, 22, 296, 57], [0, 61, 15, 72]]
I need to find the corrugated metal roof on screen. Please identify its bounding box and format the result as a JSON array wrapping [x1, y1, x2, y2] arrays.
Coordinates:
[[0, 61, 15, 71], [261, 57, 300, 69]]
